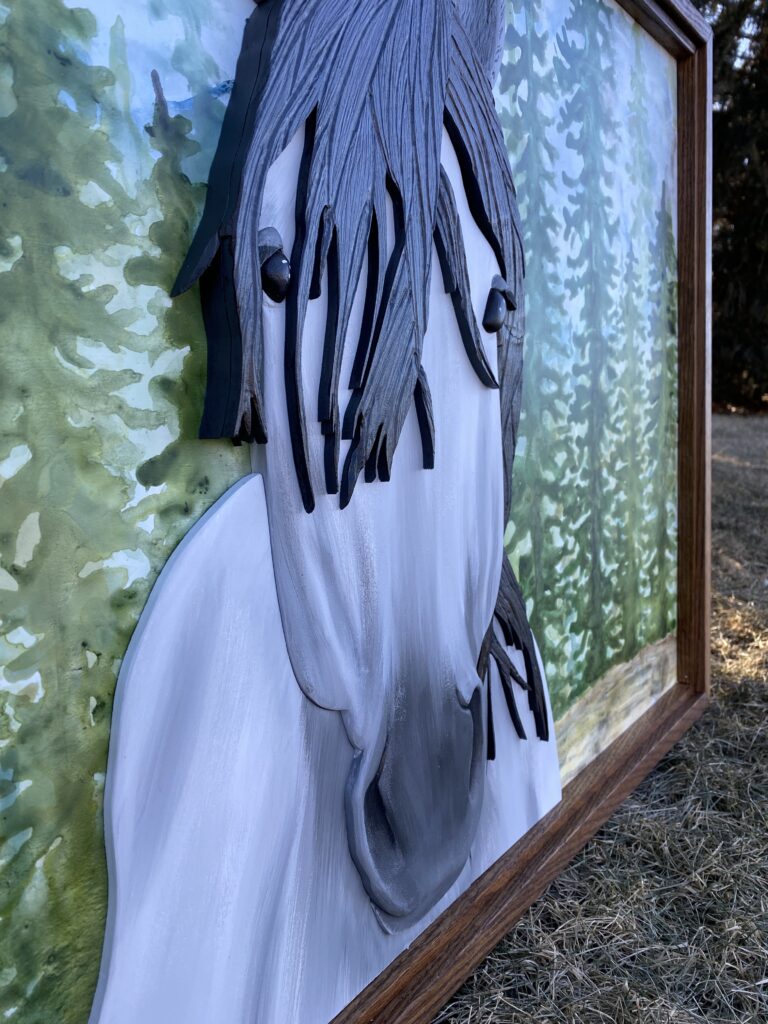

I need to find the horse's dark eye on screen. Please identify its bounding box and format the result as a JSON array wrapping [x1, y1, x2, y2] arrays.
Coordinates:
[[482, 287, 507, 333], [261, 250, 291, 303]]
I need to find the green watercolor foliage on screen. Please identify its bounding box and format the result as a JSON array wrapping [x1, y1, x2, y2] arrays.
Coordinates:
[[0, 1, 248, 1019], [499, 0, 679, 718]]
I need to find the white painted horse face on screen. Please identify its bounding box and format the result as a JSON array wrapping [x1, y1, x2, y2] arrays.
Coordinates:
[[250, 128, 505, 926], [172, 0, 547, 930]]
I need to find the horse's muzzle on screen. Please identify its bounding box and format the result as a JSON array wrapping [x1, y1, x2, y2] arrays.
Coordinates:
[[344, 677, 486, 929]]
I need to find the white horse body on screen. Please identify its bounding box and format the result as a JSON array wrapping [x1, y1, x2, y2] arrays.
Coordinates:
[[90, 134, 561, 1024]]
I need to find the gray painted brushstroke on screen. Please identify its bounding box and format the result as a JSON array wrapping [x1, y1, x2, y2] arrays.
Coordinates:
[[455, 0, 506, 84], [174, 0, 550, 928]]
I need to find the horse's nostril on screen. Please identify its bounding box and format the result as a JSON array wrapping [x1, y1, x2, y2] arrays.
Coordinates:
[[345, 685, 486, 928], [261, 250, 291, 302], [482, 287, 507, 333]]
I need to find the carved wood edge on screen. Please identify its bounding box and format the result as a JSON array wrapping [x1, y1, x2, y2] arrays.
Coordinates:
[[334, 685, 709, 1024], [612, 0, 711, 58]]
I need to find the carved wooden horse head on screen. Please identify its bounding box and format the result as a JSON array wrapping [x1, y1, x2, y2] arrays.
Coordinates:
[[173, 0, 549, 930]]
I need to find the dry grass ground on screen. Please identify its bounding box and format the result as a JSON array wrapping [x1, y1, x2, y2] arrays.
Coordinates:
[[434, 414, 768, 1024]]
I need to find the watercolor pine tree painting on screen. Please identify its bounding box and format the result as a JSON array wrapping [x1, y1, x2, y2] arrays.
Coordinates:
[[0, 1, 710, 1022], [499, 0, 682, 778]]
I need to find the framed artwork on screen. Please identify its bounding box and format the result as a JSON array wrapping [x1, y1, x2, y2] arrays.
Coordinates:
[[0, 1, 710, 1023]]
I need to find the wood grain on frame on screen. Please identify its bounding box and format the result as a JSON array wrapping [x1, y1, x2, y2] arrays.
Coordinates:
[[335, 0, 712, 1018], [676, 9, 713, 697]]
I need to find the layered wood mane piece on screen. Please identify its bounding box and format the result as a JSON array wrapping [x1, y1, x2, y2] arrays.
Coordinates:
[[434, 168, 500, 390], [172, 0, 283, 444]]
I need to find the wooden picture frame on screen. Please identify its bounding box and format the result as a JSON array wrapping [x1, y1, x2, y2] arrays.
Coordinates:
[[333, 1, 712, 1020]]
